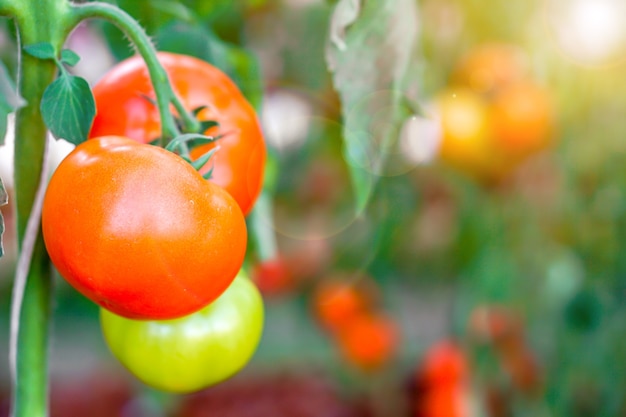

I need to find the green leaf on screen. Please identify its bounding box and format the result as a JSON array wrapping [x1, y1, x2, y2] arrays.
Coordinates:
[[0, 176, 7, 258], [0, 61, 24, 146], [155, 22, 263, 109], [40, 73, 95, 145], [23, 42, 57, 60], [325, 0, 419, 213], [60, 49, 80, 67]]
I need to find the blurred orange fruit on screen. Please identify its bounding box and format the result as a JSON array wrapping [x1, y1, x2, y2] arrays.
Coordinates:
[[252, 256, 294, 296], [336, 313, 399, 371], [312, 278, 372, 332], [419, 386, 471, 417], [419, 340, 469, 388], [453, 43, 527, 95], [490, 81, 555, 161], [434, 88, 505, 180]]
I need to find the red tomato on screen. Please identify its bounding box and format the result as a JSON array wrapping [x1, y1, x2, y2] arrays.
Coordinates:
[[312, 278, 372, 332], [336, 313, 399, 371], [42, 136, 247, 319], [90, 52, 266, 216], [420, 341, 468, 388], [419, 386, 470, 417], [251, 257, 294, 296]]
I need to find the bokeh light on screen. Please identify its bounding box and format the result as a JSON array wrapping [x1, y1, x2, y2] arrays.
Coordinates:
[[545, 0, 626, 66]]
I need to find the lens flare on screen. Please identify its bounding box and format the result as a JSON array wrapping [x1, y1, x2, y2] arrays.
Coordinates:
[[545, 0, 626, 66]]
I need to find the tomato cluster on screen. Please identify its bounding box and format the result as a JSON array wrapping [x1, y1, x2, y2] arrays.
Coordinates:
[[42, 53, 266, 393], [311, 273, 400, 371], [434, 43, 556, 182], [90, 52, 266, 216]]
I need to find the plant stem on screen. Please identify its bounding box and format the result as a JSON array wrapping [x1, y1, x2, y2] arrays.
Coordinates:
[[8, 2, 75, 416], [69, 2, 201, 142], [247, 191, 278, 261]]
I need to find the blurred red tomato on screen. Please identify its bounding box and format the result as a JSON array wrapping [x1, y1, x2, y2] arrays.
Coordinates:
[[336, 313, 400, 371], [419, 341, 469, 388], [312, 277, 373, 332], [412, 341, 471, 417], [252, 256, 294, 296], [419, 386, 470, 417]]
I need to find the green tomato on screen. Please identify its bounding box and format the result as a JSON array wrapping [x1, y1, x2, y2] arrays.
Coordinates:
[[100, 272, 264, 393]]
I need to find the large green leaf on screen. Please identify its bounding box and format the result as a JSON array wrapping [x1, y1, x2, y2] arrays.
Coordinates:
[[0, 61, 24, 146], [40, 73, 95, 145], [325, 0, 419, 213], [0, 176, 7, 258]]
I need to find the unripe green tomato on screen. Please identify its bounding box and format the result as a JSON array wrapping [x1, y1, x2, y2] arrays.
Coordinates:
[[100, 272, 264, 393]]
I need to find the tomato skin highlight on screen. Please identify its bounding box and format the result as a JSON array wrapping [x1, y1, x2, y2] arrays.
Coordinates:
[[42, 136, 247, 320], [89, 52, 266, 216], [100, 273, 265, 394]]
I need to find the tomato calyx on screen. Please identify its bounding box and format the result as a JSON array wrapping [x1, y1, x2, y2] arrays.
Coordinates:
[[90, 52, 267, 216], [141, 99, 226, 179], [142, 97, 220, 144], [163, 132, 231, 180]]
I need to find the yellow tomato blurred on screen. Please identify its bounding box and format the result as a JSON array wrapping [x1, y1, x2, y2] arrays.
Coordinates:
[[435, 88, 505, 180], [434, 43, 557, 183]]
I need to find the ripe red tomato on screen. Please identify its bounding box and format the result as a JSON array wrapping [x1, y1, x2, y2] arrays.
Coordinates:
[[42, 136, 247, 320], [100, 272, 264, 393], [89, 52, 266, 216]]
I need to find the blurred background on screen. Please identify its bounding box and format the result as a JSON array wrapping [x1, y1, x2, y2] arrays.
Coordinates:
[[1, 0, 625, 416]]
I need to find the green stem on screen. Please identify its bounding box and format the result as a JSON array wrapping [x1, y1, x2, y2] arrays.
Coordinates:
[[7, 1, 75, 416], [247, 191, 278, 261], [68, 2, 201, 142]]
